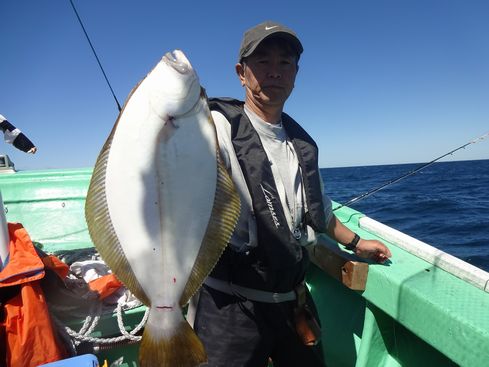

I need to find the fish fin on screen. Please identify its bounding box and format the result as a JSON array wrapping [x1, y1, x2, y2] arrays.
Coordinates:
[[85, 117, 150, 306], [139, 310, 206, 367], [180, 138, 241, 305]]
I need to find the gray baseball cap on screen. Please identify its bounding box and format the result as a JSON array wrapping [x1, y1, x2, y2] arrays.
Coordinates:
[[238, 21, 303, 62]]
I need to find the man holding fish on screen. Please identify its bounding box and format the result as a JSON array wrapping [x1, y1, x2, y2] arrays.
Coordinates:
[[86, 19, 391, 367], [193, 21, 392, 366]]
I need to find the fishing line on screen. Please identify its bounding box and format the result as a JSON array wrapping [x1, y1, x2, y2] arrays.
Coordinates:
[[68, 0, 122, 112], [333, 132, 489, 211]]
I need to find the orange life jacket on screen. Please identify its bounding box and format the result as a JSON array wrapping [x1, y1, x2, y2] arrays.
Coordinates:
[[0, 223, 69, 367]]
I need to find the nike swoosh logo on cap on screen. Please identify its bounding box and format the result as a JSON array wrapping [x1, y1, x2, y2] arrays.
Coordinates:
[[265, 26, 278, 31]]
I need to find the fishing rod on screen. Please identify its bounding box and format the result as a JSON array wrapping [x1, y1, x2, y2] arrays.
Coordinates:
[[333, 131, 489, 211], [68, 0, 122, 112]]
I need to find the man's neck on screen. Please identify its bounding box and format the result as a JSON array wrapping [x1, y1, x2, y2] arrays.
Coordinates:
[[244, 98, 283, 124]]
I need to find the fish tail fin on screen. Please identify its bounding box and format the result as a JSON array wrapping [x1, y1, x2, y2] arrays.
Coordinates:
[[139, 309, 206, 367]]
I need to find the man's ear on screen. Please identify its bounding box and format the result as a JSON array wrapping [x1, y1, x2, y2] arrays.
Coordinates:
[[236, 63, 246, 86]]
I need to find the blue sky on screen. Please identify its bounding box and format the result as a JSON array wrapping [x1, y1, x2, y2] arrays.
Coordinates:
[[1, 0, 488, 170]]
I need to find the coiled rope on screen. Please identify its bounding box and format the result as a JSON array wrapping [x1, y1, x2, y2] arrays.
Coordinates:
[[52, 297, 149, 353]]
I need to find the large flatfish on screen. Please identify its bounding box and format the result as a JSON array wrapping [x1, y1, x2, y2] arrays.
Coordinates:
[[85, 50, 240, 366]]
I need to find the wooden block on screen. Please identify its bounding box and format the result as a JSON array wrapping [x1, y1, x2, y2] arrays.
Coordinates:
[[307, 237, 369, 291]]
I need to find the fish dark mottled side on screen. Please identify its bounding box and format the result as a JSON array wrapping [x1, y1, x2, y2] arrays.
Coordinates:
[[85, 50, 240, 367]]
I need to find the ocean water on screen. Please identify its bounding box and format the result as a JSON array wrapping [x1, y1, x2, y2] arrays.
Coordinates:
[[321, 159, 489, 272]]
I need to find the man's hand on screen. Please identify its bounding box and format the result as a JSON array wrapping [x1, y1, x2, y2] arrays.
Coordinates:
[[354, 239, 392, 264], [327, 215, 392, 264]]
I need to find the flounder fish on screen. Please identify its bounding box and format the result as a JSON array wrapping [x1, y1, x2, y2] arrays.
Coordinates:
[[85, 50, 240, 366]]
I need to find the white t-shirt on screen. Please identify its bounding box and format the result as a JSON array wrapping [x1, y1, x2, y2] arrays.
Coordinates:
[[243, 106, 304, 234]]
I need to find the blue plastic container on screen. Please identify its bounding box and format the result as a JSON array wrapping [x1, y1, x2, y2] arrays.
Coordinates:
[[37, 354, 99, 367]]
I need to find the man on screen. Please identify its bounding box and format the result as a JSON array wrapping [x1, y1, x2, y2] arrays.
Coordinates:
[[193, 21, 392, 366]]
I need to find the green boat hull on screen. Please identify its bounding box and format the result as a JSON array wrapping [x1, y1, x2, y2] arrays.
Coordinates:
[[1, 167, 488, 366]]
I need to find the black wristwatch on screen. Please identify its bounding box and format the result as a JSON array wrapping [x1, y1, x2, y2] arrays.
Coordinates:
[[345, 233, 360, 251]]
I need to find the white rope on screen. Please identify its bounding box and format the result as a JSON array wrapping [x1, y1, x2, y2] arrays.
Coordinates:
[[53, 301, 148, 346], [74, 302, 102, 344], [115, 301, 149, 341]]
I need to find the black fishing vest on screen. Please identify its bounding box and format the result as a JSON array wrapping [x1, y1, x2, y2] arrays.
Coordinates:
[[209, 98, 327, 292]]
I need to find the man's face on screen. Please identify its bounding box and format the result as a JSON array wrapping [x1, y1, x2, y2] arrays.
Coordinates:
[[237, 39, 298, 109]]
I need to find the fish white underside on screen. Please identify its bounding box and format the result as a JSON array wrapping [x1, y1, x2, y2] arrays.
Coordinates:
[[105, 91, 217, 307], [85, 50, 240, 367]]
